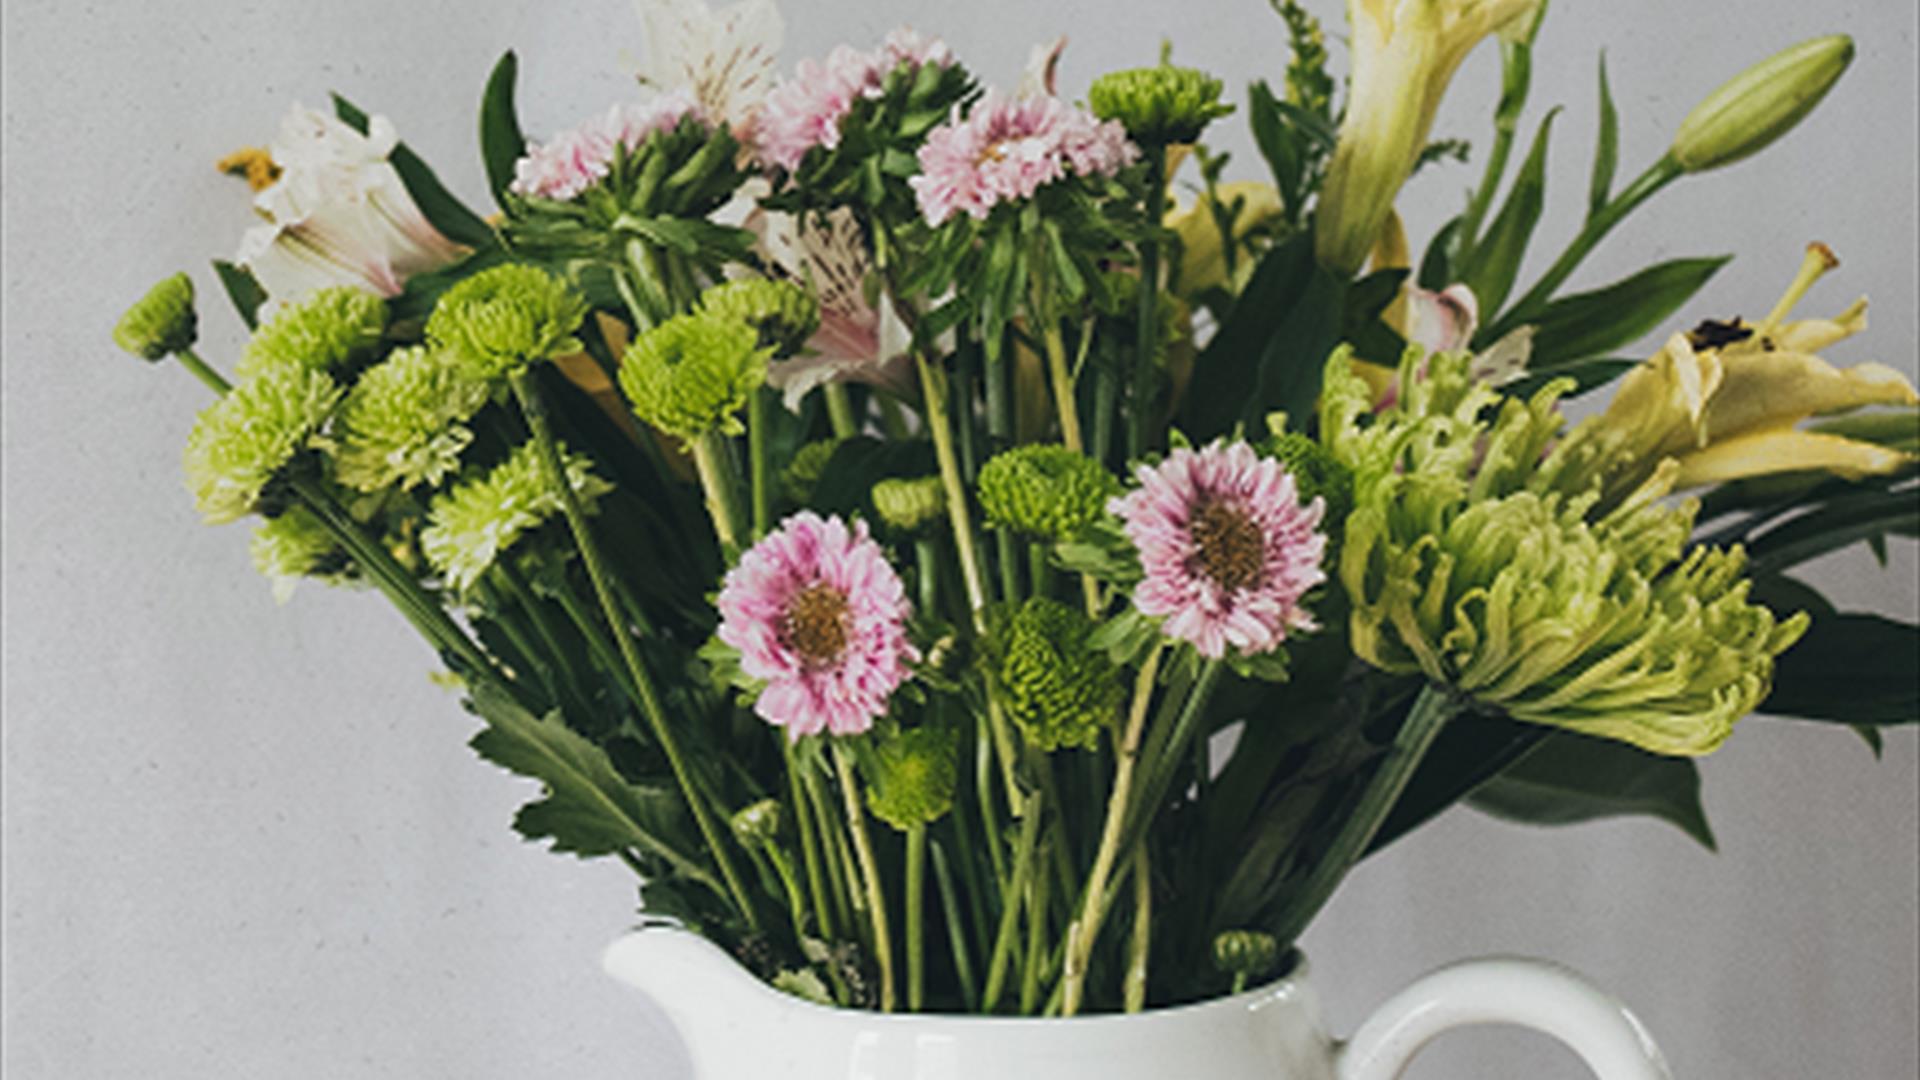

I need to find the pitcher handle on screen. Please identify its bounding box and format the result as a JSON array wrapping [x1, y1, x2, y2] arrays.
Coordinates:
[[1334, 956, 1674, 1080]]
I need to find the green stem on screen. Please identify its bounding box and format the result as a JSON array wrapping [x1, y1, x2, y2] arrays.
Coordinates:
[[1020, 840, 1051, 1015], [1130, 144, 1168, 459], [930, 838, 981, 1009], [982, 785, 1045, 1013], [824, 383, 858, 438], [785, 740, 836, 941], [1455, 36, 1534, 260], [805, 763, 857, 936], [1124, 846, 1151, 1012], [914, 539, 940, 616], [1269, 685, 1465, 947], [833, 742, 896, 1011], [690, 430, 745, 553], [1041, 319, 1084, 453], [747, 387, 772, 540], [173, 346, 232, 395], [509, 369, 759, 931], [906, 821, 928, 1011]]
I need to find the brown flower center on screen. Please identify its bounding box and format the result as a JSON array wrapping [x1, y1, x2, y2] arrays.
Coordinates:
[[1189, 500, 1264, 593], [783, 583, 851, 667]]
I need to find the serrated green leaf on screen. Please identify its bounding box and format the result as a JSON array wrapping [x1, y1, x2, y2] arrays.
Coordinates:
[[211, 259, 267, 330], [1461, 108, 1558, 316], [1516, 255, 1730, 366], [332, 91, 496, 249], [480, 51, 526, 206], [1589, 55, 1619, 219], [1468, 731, 1717, 850]]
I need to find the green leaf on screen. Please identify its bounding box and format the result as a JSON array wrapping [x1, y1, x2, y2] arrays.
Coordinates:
[[1468, 730, 1717, 850], [211, 259, 267, 330], [1247, 80, 1304, 219], [810, 436, 938, 524], [1519, 256, 1730, 367], [1588, 55, 1619, 219], [331, 92, 496, 249], [1763, 611, 1920, 725], [1461, 108, 1557, 317], [1417, 214, 1464, 291], [480, 51, 526, 207], [1746, 485, 1920, 575], [1372, 709, 1544, 855], [1503, 357, 1638, 400]]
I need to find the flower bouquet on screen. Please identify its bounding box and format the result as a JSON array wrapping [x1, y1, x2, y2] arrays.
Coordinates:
[[113, 0, 1917, 1028]]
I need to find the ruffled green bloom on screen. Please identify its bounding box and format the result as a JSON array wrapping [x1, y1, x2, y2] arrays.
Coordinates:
[[1088, 64, 1233, 145], [1323, 345, 1808, 756], [182, 363, 343, 524], [618, 312, 770, 443], [1261, 428, 1354, 536], [249, 505, 355, 603], [782, 438, 841, 503], [427, 264, 587, 381], [114, 272, 197, 361], [420, 439, 612, 591], [989, 597, 1124, 751], [730, 798, 783, 848], [698, 279, 820, 359], [976, 444, 1121, 542], [864, 723, 960, 831], [871, 476, 946, 532], [1211, 930, 1280, 981], [333, 345, 493, 492], [236, 286, 387, 379]]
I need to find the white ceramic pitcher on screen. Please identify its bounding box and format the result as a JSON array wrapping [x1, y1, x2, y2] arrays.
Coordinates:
[[604, 928, 1673, 1079]]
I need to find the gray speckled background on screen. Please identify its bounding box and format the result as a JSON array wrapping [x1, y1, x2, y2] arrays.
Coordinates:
[[4, 1, 1914, 1076]]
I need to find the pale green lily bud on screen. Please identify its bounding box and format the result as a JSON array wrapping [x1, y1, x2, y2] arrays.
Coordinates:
[[1671, 35, 1853, 174], [114, 272, 197, 361]]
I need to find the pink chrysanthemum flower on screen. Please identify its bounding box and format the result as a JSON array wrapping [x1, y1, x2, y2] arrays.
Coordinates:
[[717, 512, 918, 737], [510, 91, 706, 201], [1110, 440, 1327, 660], [910, 91, 1137, 226], [754, 29, 955, 172]]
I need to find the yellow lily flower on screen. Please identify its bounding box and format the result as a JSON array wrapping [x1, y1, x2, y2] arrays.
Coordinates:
[[1165, 180, 1283, 299]]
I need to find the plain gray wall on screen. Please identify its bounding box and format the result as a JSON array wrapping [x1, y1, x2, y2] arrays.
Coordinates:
[[3, 1, 1915, 1077]]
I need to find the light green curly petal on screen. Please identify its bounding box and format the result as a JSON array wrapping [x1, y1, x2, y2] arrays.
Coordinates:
[[182, 364, 342, 524]]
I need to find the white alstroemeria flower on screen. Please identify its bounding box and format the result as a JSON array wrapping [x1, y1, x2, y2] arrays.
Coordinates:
[[1017, 36, 1067, 100], [633, 0, 784, 136], [237, 105, 465, 304]]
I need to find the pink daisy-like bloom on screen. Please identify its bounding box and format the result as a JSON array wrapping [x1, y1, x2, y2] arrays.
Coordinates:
[[753, 29, 954, 172], [510, 90, 706, 201], [909, 91, 1138, 226], [717, 512, 918, 738], [1111, 440, 1328, 660]]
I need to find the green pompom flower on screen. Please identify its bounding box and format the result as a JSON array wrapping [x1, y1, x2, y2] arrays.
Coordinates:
[[236, 286, 387, 379], [1088, 64, 1233, 145], [730, 798, 784, 848], [783, 438, 841, 503], [182, 363, 343, 524], [697, 279, 820, 359], [333, 345, 493, 492], [871, 476, 947, 532], [865, 723, 960, 831], [114, 272, 197, 361], [976, 444, 1120, 541], [420, 439, 612, 591], [427, 264, 588, 381], [989, 597, 1124, 751], [618, 312, 770, 443], [249, 505, 355, 602], [1323, 346, 1808, 756], [1261, 428, 1353, 534]]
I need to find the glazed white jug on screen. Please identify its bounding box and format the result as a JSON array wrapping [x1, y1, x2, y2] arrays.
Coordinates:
[[604, 928, 1673, 1079]]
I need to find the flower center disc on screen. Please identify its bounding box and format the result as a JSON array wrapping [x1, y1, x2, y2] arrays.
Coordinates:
[[1189, 500, 1264, 593], [783, 583, 851, 668]]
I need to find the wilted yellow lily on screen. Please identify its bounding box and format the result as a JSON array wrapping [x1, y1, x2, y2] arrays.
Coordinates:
[[1545, 243, 1919, 503], [1314, 0, 1543, 275]]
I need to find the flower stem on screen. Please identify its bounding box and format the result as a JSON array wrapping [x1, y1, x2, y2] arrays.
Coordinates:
[[906, 821, 928, 1011], [1041, 320, 1084, 453], [690, 430, 745, 553], [804, 762, 856, 935], [832, 741, 896, 1011], [982, 784, 1045, 1013], [509, 368, 760, 931], [784, 739, 836, 941], [824, 383, 858, 438], [1268, 684, 1465, 947], [173, 346, 232, 395], [930, 838, 981, 1009], [1124, 846, 1151, 1012], [1019, 840, 1051, 1014], [747, 387, 772, 540], [1129, 144, 1168, 460]]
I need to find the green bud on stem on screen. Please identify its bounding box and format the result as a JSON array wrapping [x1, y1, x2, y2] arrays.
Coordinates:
[[1671, 35, 1853, 174]]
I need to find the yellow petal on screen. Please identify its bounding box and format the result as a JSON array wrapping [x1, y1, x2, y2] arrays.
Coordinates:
[[1672, 425, 1916, 488], [1166, 181, 1282, 297], [1773, 297, 1867, 353], [1705, 348, 1920, 440]]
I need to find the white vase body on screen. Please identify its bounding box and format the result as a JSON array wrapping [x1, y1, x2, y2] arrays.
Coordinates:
[[604, 928, 1674, 1079]]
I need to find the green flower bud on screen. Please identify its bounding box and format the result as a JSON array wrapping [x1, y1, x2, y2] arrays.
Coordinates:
[[1671, 35, 1853, 174], [1211, 930, 1280, 981], [976, 444, 1120, 542], [237, 286, 387, 379], [420, 439, 612, 591], [182, 364, 343, 524], [783, 438, 842, 504], [698, 279, 821, 359], [249, 505, 356, 602], [114, 272, 197, 361], [618, 312, 771, 443], [731, 798, 784, 848], [865, 723, 960, 832], [990, 597, 1124, 752], [427, 264, 588, 381], [333, 345, 493, 492], [871, 476, 947, 532], [1088, 64, 1233, 145]]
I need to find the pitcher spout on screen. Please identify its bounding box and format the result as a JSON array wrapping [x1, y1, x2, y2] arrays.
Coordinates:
[[603, 927, 828, 1071]]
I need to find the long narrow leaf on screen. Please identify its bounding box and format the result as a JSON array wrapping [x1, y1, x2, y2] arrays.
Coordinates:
[[1765, 611, 1920, 725], [1521, 256, 1730, 366], [332, 91, 496, 248], [211, 259, 267, 330], [1462, 108, 1558, 316], [1467, 730, 1717, 850], [480, 51, 526, 207], [1588, 55, 1619, 218]]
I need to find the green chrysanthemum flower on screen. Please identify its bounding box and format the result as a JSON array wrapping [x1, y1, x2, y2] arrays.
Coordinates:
[[697, 279, 820, 359], [1323, 346, 1809, 756], [1261, 429, 1353, 533], [977, 444, 1121, 542], [871, 476, 947, 532], [1088, 64, 1233, 145], [114, 272, 197, 361], [865, 723, 960, 831], [236, 286, 387, 379], [618, 312, 770, 443], [182, 364, 343, 524], [333, 345, 493, 493], [783, 438, 841, 503], [420, 439, 613, 591], [990, 597, 1124, 751], [427, 264, 588, 381], [249, 505, 356, 603]]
